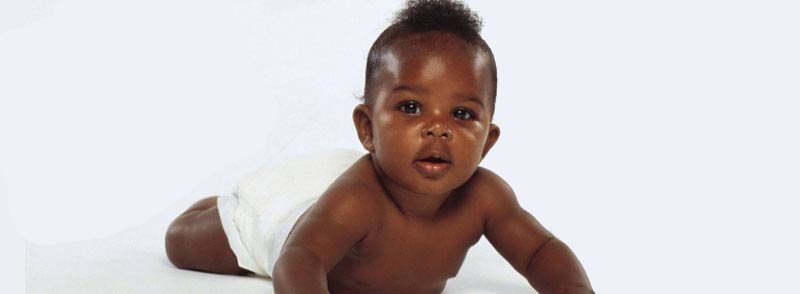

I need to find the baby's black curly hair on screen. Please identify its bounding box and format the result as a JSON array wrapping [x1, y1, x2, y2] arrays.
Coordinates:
[[362, 0, 498, 116]]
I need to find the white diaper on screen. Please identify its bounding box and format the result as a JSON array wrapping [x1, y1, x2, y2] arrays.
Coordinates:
[[216, 148, 365, 277]]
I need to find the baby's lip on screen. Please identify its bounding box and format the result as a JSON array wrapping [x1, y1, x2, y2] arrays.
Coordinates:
[[416, 156, 450, 164], [414, 151, 451, 164], [413, 149, 452, 179], [413, 158, 451, 178]]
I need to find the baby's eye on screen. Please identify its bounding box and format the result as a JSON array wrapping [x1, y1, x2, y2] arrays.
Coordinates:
[[398, 101, 421, 115], [452, 108, 475, 120]]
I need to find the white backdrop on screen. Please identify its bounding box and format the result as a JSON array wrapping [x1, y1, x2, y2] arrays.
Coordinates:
[[2, 0, 799, 293]]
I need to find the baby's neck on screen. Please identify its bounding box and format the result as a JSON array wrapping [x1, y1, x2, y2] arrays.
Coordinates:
[[383, 180, 455, 219], [369, 157, 455, 219]]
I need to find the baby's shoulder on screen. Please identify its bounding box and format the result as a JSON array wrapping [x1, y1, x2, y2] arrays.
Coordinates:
[[316, 178, 383, 217], [460, 167, 519, 211], [310, 160, 386, 227]]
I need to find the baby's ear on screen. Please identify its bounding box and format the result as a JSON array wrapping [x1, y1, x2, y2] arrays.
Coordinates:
[[481, 123, 500, 159], [353, 104, 375, 153]]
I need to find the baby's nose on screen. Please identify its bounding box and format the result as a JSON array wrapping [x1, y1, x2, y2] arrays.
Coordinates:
[[422, 123, 453, 141]]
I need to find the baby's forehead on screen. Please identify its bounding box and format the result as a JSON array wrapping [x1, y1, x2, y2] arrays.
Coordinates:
[[380, 35, 488, 79], [378, 36, 491, 85], [370, 39, 493, 110], [388, 31, 482, 60]]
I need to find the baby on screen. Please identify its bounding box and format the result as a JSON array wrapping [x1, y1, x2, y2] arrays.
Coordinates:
[[165, 1, 593, 293]]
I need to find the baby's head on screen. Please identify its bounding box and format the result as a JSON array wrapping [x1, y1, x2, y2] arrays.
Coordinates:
[[362, 0, 497, 116], [353, 0, 500, 196]]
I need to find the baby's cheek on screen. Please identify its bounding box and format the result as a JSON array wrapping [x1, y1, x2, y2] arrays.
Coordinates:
[[462, 132, 487, 164], [458, 131, 482, 150]]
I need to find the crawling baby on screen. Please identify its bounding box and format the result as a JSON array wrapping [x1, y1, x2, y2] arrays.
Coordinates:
[[165, 1, 593, 293]]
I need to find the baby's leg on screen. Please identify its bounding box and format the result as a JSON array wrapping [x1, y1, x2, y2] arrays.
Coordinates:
[[165, 196, 251, 275]]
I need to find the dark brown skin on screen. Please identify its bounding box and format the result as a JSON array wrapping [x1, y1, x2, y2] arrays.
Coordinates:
[[271, 32, 593, 293], [165, 196, 252, 276], [165, 31, 593, 294]]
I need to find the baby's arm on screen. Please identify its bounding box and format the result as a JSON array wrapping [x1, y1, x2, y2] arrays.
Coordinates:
[[475, 169, 594, 294], [272, 185, 375, 294]]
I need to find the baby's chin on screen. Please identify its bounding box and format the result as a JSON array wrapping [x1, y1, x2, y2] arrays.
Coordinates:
[[408, 182, 457, 197], [372, 155, 477, 195], [400, 170, 477, 196]]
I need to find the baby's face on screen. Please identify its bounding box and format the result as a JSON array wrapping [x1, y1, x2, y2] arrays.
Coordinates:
[[355, 32, 499, 196]]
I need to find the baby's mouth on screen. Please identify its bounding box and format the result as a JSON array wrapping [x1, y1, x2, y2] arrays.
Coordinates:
[[414, 156, 452, 178], [418, 156, 450, 164]]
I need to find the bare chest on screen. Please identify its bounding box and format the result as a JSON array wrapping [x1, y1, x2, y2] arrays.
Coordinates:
[[327, 213, 483, 292]]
